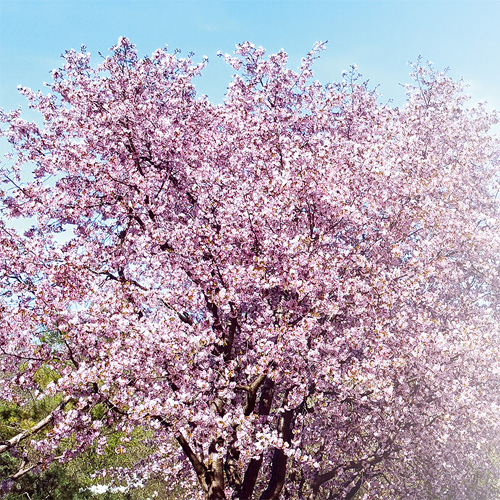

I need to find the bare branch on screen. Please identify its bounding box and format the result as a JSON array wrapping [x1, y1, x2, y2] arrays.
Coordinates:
[[0, 396, 73, 454]]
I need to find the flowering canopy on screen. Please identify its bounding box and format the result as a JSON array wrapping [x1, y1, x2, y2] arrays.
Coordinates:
[[1, 38, 500, 499]]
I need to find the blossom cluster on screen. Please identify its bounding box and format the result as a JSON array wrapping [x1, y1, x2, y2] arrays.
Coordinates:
[[1, 38, 500, 499]]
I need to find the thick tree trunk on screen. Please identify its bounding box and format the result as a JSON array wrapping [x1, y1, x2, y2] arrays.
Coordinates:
[[207, 474, 226, 498], [236, 377, 276, 499], [207, 490, 226, 500], [258, 409, 294, 500], [206, 456, 226, 500]]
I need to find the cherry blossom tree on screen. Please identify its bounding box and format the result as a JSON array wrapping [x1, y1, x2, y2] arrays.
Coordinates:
[[1, 38, 500, 499]]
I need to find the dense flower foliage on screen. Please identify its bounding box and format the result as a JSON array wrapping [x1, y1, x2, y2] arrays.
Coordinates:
[[1, 38, 500, 499]]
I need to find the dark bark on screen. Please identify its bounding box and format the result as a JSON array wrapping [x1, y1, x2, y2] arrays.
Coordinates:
[[236, 377, 275, 499], [176, 433, 209, 494], [345, 476, 363, 500], [258, 408, 294, 500], [238, 457, 264, 499], [206, 455, 226, 500], [313, 449, 388, 497]]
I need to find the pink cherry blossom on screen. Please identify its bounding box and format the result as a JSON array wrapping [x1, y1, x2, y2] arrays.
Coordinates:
[[1, 38, 500, 499]]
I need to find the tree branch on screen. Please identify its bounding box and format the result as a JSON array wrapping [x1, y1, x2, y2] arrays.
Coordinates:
[[243, 374, 268, 416], [9, 460, 39, 480], [313, 449, 388, 494], [0, 396, 73, 454], [176, 432, 209, 494]]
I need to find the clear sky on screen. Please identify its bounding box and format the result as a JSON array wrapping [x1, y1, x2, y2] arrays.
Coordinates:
[[1, 0, 500, 113]]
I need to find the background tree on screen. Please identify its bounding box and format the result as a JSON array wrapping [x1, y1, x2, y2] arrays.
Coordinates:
[[1, 38, 500, 499], [0, 355, 181, 499]]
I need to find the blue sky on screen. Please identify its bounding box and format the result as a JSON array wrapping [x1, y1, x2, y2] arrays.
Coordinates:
[[1, 0, 500, 112]]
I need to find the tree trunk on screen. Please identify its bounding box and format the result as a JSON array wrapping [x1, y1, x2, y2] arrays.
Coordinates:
[[258, 409, 294, 500], [206, 457, 226, 500]]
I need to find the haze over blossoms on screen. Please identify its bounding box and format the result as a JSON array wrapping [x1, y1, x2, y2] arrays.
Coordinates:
[[1, 37, 500, 499]]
